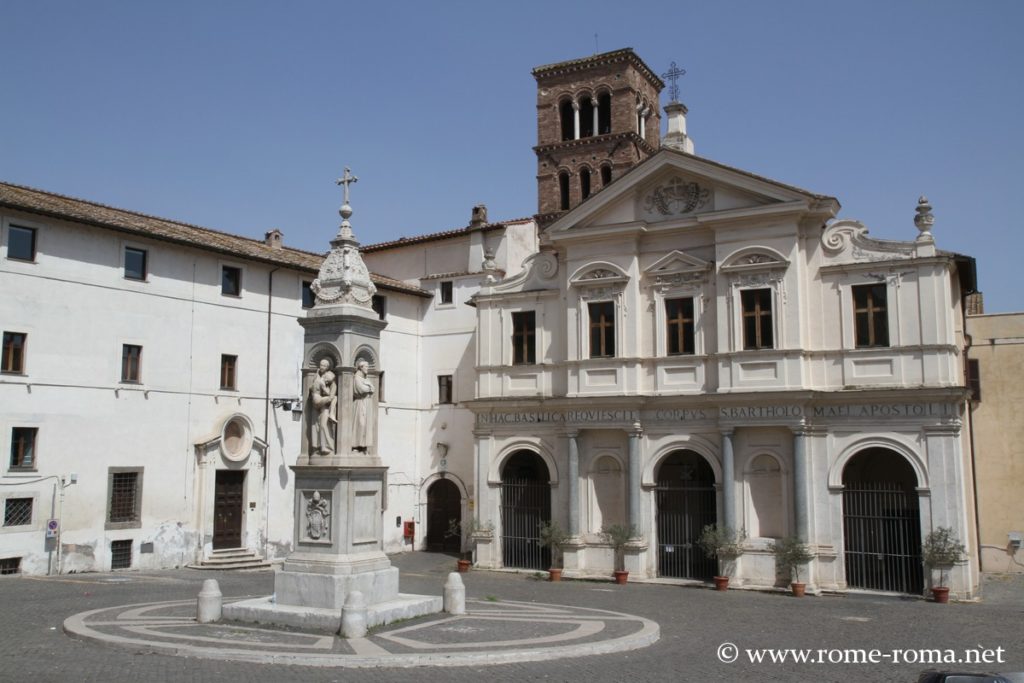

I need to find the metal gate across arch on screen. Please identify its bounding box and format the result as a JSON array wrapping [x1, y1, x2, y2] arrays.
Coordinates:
[[843, 481, 924, 594], [655, 452, 717, 580], [500, 477, 551, 570]]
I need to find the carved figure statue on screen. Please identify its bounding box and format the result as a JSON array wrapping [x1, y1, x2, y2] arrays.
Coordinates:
[[310, 359, 337, 454], [352, 359, 375, 451], [306, 491, 330, 540]]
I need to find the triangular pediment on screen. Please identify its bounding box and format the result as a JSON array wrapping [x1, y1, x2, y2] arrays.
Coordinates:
[[644, 250, 712, 276], [546, 149, 831, 239]]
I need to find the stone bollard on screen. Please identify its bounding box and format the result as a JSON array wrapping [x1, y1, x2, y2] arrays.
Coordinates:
[[196, 579, 222, 623], [443, 571, 466, 615], [341, 590, 368, 639]]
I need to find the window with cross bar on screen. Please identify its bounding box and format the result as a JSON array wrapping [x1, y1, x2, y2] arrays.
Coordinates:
[[588, 301, 616, 358], [853, 284, 889, 348], [512, 311, 536, 365], [2, 332, 26, 374], [741, 289, 773, 350], [665, 297, 695, 355]]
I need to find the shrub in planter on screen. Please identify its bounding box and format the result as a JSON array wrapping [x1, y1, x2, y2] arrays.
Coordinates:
[[921, 527, 966, 604], [599, 524, 639, 584], [538, 520, 570, 582], [770, 536, 814, 597], [446, 517, 494, 572], [698, 524, 746, 591]]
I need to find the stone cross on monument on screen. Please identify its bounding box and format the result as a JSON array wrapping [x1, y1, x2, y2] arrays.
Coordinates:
[[222, 169, 441, 634]]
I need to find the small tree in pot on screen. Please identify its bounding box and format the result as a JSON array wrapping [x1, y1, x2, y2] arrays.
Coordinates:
[[538, 520, 570, 582], [447, 518, 493, 572], [698, 524, 747, 591], [770, 536, 814, 597], [600, 524, 639, 585], [921, 526, 966, 604]]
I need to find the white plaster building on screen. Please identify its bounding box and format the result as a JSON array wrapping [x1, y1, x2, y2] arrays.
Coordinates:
[[0, 48, 980, 600]]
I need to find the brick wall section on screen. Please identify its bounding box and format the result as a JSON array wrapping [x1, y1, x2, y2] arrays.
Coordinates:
[[533, 49, 663, 221]]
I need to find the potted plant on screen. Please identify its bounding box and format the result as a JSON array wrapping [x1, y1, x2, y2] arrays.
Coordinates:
[[698, 524, 747, 591], [600, 524, 638, 585], [921, 526, 966, 604], [770, 536, 814, 597], [538, 520, 570, 581], [447, 518, 493, 572]]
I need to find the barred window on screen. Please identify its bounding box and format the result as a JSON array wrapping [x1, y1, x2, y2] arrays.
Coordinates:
[[110, 539, 132, 570], [107, 470, 141, 527], [0, 557, 20, 575], [3, 498, 32, 527]]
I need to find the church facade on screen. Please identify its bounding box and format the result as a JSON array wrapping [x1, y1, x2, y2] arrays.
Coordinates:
[[0, 48, 980, 599]]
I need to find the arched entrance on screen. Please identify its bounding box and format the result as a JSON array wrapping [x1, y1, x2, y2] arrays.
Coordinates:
[[500, 450, 551, 570], [425, 478, 461, 553], [842, 447, 923, 594], [655, 450, 717, 580]]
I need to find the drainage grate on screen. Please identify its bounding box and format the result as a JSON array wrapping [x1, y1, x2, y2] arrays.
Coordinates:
[[0, 557, 21, 575], [3, 498, 32, 527], [110, 539, 132, 570]]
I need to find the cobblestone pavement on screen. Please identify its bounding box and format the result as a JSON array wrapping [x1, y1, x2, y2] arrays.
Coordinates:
[[2, 552, 1022, 683]]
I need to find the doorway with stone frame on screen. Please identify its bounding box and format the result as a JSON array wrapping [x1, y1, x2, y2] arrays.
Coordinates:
[[213, 470, 246, 550]]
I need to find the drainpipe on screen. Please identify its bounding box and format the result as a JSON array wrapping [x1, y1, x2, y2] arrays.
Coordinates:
[[264, 267, 279, 562]]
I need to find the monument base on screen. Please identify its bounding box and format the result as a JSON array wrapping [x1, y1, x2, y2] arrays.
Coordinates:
[[223, 593, 442, 633], [275, 552, 398, 609]]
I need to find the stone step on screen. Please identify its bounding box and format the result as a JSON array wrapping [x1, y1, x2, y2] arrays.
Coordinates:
[[188, 559, 272, 571], [187, 548, 272, 571]]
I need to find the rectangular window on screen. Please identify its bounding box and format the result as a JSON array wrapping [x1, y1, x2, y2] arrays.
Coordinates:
[[588, 301, 615, 358], [7, 225, 36, 261], [9, 428, 36, 470], [121, 344, 142, 382], [124, 247, 147, 281], [107, 470, 141, 527], [967, 358, 981, 401], [512, 311, 536, 365], [220, 354, 237, 390], [853, 284, 889, 348], [439, 281, 453, 305], [665, 297, 695, 355], [741, 289, 774, 350], [3, 498, 32, 527], [0, 557, 20, 575], [221, 265, 242, 296], [2, 332, 26, 374], [372, 294, 387, 320], [110, 539, 132, 570], [301, 280, 315, 309], [438, 375, 453, 404]]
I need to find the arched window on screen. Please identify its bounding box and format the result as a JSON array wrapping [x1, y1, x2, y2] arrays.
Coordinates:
[[559, 99, 574, 141], [600, 164, 612, 186], [558, 172, 570, 210], [597, 92, 611, 134], [580, 168, 591, 200], [579, 96, 594, 138]]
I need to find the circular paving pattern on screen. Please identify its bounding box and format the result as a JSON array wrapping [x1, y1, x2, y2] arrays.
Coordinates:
[[64, 597, 659, 668]]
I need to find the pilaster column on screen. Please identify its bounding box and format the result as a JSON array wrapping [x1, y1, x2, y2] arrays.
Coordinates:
[[567, 430, 580, 537], [720, 430, 736, 531], [628, 422, 642, 534], [793, 428, 809, 542], [572, 100, 580, 140]]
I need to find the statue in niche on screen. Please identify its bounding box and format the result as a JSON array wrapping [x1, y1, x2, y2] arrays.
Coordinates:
[[306, 491, 330, 540], [352, 358, 375, 451], [310, 358, 337, 454]]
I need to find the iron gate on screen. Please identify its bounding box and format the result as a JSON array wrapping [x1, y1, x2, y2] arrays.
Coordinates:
[[843, 481, 923, 594], [500, 478, 551, 570], [655, 454, 717, 580]]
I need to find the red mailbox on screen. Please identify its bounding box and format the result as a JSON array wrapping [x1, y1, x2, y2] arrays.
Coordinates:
[[403, 520, 415, 541]]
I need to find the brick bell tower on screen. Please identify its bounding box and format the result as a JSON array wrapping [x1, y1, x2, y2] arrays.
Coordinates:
[[533, 48, 664, 226]]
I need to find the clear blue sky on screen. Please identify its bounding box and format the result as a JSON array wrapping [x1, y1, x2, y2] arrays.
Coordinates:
[[2, 1, 1021, 311]]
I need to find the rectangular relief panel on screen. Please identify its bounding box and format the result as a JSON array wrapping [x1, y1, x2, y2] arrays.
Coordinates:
[[583, 367, 619, 388], [738, 361, 779, 382], [659, 364, 698, 387], [851, 357, 895, 379], [352, 489, 379, 545]]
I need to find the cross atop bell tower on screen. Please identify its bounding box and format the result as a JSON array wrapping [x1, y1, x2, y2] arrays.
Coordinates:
[[532, 48, 664, 227]]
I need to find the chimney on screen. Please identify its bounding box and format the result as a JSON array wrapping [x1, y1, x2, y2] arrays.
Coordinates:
[[469, 204, 488, 229], [264, 229, 283, 250]]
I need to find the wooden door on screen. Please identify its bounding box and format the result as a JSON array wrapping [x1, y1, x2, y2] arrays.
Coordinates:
[[213, 470, 245, 550]]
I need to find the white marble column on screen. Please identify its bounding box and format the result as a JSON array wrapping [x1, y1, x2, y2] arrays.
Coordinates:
[[628, 423, 642, 534], [567, 430, 580, 537], [720, 430, 736, 532], [572, 100, 580, 140], [793, 428, 809, 542], [591, 105, 599, 137]]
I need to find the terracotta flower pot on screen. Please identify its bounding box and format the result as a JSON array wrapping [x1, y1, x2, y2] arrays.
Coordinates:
[[548, 568, 562, 582], [791, 582, 806, 597], [457, 559, 471, 573], [714, 576, 730, 591], [931, 586, 950, 604], [613, 570, 629, 585]]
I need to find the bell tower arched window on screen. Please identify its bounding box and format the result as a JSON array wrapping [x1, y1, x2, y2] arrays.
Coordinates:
[[597, 92, 611, 134], [559, 172, 570, 211], [579, 96, 595, 138], [600, 164, 612, 186], [559, 99, 574, 142], [580, 168, 591, 200]]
